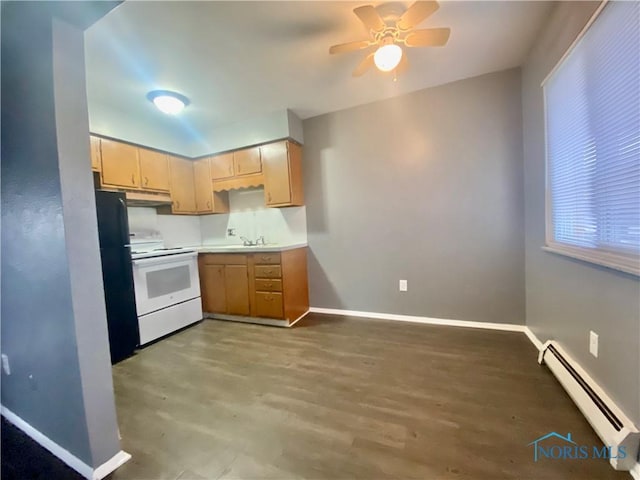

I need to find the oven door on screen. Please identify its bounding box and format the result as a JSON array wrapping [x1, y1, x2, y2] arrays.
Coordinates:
[[132, 252, 200, 316]]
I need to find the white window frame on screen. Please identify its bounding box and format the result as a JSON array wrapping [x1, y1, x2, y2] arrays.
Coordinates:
[[542, 0, 640, 277]]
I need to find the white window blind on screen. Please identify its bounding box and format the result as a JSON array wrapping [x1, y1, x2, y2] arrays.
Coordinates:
[[544, 0, 640, 275]]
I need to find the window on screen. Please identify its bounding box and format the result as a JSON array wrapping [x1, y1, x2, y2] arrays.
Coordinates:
[[543, 0, 640, 275]]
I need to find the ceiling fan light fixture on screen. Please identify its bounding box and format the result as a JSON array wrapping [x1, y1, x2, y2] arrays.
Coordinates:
[[373, 44, 403, 72], [146, 90, 190, 115]]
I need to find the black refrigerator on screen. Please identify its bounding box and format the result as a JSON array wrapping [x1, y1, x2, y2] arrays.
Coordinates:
[[95, 190, 140, 364]]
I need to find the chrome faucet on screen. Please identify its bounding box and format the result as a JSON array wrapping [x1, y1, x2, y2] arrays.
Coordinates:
[[239, 236, 266, 246]]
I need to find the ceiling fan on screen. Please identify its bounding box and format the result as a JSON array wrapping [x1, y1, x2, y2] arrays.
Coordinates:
[[329, 1, 450, 77]]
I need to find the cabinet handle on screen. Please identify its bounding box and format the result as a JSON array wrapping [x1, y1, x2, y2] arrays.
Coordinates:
[[265, 269, 272, 274], [144, 176, 149, 186], [261, 256, 270, 261], [237, 164, 241, 173], [131, 174, 135, 184], [176, 201, 180, 209], [267, 192, 272, 202], [265, 283, 273, 288], [207, 200, 211, 209], [265, 296, 273, 302], [228, 165, 232, 175]]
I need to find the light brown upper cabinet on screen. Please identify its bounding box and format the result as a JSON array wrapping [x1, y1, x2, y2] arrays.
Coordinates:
[[233, 147, 262, 176], [100, 138, 140, 189], [138, 149, 170, 192], [193, 157, 229, 214], [90, 136, 101, 172], [262, 141, 304, 207], [168, 156, 197, 214], [210, 153, 234, 180]]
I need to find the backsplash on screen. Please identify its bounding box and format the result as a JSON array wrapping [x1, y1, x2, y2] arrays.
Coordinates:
[[200, 189, 307, 246], [127, 207, 202, 247], [127, 188, 307, 248]]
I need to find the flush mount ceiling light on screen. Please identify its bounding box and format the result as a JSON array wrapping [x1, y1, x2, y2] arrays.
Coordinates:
[[146, 90, 189, 115]]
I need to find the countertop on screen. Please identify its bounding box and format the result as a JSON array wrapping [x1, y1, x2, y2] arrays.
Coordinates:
[[197, 242, 307, 253]]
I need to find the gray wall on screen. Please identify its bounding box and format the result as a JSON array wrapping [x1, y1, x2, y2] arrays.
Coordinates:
[[52, 18, 122, 466], [303, 69, 525, 324], [522, 1, 640, 425], [1, 3, 121, 468]]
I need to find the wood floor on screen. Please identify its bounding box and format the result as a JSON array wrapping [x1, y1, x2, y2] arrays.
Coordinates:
[[109, 314, 628, 480]]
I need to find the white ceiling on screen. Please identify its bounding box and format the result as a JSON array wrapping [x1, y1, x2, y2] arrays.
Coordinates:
[[85, 1, 553, 155]]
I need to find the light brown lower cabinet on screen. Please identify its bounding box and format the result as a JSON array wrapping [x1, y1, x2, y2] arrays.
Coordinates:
[[224, 265, 250, 315], [200, 264, 227, 313], [255, 292, 284, 318], [198, 248, 309, 325]]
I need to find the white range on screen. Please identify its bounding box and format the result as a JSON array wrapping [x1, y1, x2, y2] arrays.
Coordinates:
[[130, 231, 202, 345]]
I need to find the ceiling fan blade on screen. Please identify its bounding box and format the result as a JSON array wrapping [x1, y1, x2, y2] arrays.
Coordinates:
[[353, 5, 386, 33], [329, 40, 371, 55], [353, 53, 374, 77], [397, 1, 440, 30], [404, 28, 450, 47]]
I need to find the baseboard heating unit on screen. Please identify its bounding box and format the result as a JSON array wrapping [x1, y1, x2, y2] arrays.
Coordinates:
[[538, 341, 639, 471]]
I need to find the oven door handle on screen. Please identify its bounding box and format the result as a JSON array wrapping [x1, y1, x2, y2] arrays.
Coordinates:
[[132, 252, 197, 267]]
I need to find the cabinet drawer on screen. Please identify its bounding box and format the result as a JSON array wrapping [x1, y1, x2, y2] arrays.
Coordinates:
[[255, 292, 284, 319], [254, 265, 281, 278], [201, 254, 247, 265], [254, 278, 282, 292], [253, 252, 281, 265]]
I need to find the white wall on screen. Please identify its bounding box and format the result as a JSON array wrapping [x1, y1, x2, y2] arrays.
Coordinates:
[[127, 207, 202, 247], [128, 189, 307, 247], [200, 189, 307, 246]]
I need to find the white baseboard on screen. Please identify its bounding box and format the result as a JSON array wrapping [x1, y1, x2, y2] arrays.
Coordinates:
[[1, 405, 130, 479], [288, 309, 310, 327], [523, 326, 544, 351], [93, 450, 131, 480], [309, 307, 526, 333], [630, 461, 640, 480]]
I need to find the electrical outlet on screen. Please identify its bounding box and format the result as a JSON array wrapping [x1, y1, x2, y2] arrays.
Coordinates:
[[227, 228, 236, 237], [399, 279, 408, 292], [589, 331, 599, 358], [1, 354, 10, 375]]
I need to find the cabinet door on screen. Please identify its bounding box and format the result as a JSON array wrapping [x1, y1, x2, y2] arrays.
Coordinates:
[[193, 158, 214, 213], [194, 158, 230, 214], [100, 138, 140, 188], [210, 153, 234, 180], [262, 141, 292, 206], [168, 156, 197, 214], [201, 264, 227, 313], [90, 136, 101, 172], [225, 265, 250, 315], [233, 147, 262, 176], [139, 149, 170, 192]]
